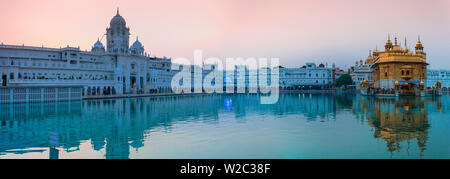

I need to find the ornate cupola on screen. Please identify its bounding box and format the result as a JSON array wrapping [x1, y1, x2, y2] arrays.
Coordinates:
[[106, 8, 130, 54], [365, 50, 376, 64], [92, 38, 105, 53], [415, 36, 424, 54], [130, 37, 145, 56], [385, 35, 393, 51]]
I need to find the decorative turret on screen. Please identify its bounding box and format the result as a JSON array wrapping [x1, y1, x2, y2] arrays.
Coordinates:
[[106, 8, 130, 54], [365, 50, 376, 64], [436, 80, 442, 88], [130, 36, 145, 56], [91, 38, 105, 53], [415, 36, 424, 53], [373, 46, 379, 57], [385, 35, 393, 50]]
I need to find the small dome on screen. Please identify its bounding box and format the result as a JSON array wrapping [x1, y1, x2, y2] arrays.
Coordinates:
[[386, 39, 392, 45], [365, 56, 374, 64], [130, 37, 145, 55], [93, 40, 104, 49], [110, 8, 126, 27], [131, 39, 142, 48], [92, 39, 105, 52], [415, 38, 424, 50], [385, 35, 393, 50]]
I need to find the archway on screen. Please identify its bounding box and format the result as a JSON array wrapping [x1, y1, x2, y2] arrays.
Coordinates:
[[87, 87, 92, 96], [2, 73, 6, 86]]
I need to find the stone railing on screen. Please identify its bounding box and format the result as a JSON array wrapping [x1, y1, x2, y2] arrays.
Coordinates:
[[0, 86, 83, 104]]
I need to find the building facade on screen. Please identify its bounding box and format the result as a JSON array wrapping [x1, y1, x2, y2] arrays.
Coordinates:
[[0, 9, 173, 96], [427, 68, 450, 90], [352, 51, 375, 89], [279, 62, 334, 89], [371, 36, 428, 90]]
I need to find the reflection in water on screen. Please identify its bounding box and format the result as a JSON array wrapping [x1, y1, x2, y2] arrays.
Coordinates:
[[0, 94, 447, 159], [360, 97, 441, 157]]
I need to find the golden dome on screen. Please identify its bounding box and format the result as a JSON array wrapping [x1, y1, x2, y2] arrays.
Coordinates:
[[386, 39, 392, 45], [437, 80, 442, 85], [365, 50, 376, 64], [420, 80, 424, 86], [395, 80, 400, 86], [385, 35, 393, 50], [415, 41, 423, 49], [415, 36, 424, 51]]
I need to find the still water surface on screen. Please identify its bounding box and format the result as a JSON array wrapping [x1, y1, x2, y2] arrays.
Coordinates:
[[0, 94, 449, 159]]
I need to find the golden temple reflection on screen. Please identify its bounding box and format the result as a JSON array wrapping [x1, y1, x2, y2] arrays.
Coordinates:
[[359, 97, 441, 157]]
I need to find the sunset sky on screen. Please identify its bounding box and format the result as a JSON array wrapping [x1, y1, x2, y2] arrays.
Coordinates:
[[1, 0, 449, 69]]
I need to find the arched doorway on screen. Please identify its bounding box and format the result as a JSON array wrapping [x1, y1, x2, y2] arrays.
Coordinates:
[[2, 73, 6, 86], [112, 87, 116, 95], [87, 87, 92, 96], [400, 83, 416, 96]]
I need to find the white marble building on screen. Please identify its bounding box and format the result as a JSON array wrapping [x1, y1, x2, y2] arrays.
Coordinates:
[[351, 59, 374, 89], [279, 62, 334, 89], [0, 9, 174, 95], [427, 68, 450, 90]]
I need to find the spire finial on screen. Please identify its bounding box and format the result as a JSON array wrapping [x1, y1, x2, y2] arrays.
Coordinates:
[[418, 35, 421, 42], [405, 37, 407, 49], [388, 33, 391, 41], [136, 36, 139, 41], [117, 7, 120, 15]]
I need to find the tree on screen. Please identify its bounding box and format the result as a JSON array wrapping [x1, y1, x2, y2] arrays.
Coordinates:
[[335, 74, 353, 89]]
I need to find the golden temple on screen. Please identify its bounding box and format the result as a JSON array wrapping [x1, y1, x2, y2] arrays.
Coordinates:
[[360, 35, 442, 96]]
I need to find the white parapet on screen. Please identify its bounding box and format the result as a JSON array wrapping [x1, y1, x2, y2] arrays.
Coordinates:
[[0, 86, 83, 104]]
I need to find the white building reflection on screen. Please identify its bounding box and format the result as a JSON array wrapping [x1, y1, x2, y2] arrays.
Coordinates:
[[0, 94, 444, 158]]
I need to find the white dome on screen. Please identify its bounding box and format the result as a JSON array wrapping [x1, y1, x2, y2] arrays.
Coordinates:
[[94, 40, 104, 49], [131, 40, 142, 48], [92, 39, 105, 52], [110, 9, 126, 27], [130, 37, 145, 55]]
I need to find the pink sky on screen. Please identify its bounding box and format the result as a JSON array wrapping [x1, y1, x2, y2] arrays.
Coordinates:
[[1, 0, 449, 69]]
